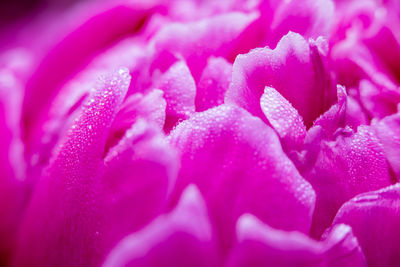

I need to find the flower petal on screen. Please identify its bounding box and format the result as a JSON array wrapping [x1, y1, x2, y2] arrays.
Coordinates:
[[345, 95, 369, 130], [227, 214, 366, 267], [260, 86, 306, 151], [154, 61, 196, 132], [225, 32, 333, 128], [98, 119, 179, 261], [103, 185, 219, 267], [269, 0, 335, 46], [331, 36, 400, 113], [372, 110, 400, 179], [13, 68, 130, 267], [22, 2, 158, 139], [106, 89, 166, 150], [313, 85, 347, 139], [150, 11, 259, 80], [359, 79, 400, 119], [168, 104, 315, 250], [27, 37, 148, 170], [333, 184, 400, 267], [195, 57, 232, 112], [301, 125, 393, 237]]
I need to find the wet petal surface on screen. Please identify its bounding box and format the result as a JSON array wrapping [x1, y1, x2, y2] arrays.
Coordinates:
[[169, 104, 315, 250]]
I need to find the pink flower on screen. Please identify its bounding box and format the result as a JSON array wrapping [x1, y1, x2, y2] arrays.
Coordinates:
[[1, 0, 400, 266]]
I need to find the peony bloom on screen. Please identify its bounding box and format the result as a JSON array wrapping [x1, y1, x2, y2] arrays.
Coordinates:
[[1, 0, 400, 266]]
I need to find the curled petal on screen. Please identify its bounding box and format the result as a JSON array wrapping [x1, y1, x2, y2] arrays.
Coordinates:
[[260, 86, 306, 151], [227, 214, 366, 267], [103, 185, 219, 267], [333, 184, 400, 267], [106, 89, 166, 150], [154, 61, 196, 132], [225, 32, 333, 128], [313, 85, 347, 139], [169, 104, 315, 250], [195, 57, 232, 112]]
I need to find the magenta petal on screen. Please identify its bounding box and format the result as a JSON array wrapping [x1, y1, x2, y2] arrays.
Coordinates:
[[269, 0, 334, 46], [227, 214, 366, 267], [154, 61, 196, 132], [225, 32, 332, 127], [151, 11, 258, 80], [345, 95, 369, 130], [333, 184, 400, 267], [106, 89, 166, 150], [169, 104, 315, 250], [27, 37, 150, 167], [302, 125, 393, 238], [313, 85, 347, 138], [331, 0, 380, 44], [102, 185, 219, 267], [372, 111, 400, 179], [359, 79, 400, 119], [13, 68, 131, 267], [320, 224, 367, 267], [115, 89, 166, 130], [195, 57, 232, 112], [260, 86, 306, 151], [364, 22, 400, 80], [331, 37, 400, 97], [99, 119, 178, 260], [22, 2, 158, 139]]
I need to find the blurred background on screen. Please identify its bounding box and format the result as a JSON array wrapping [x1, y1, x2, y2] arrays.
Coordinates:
[[0, 0, 87, 31], [0, 0, 41, 28]]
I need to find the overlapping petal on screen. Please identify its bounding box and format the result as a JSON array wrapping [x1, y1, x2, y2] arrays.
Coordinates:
[[168, 104, 315, 250], [313, 85, 347, 138], [372, 110, 400, 179], [260, 86, 306, 151], [269, 0, 335, 46], [150, 11, 259, 80], [22, 1, 160, 139], [227, 214, 366, 267], [333, 184, 400, 267], [1, 0, 400, 265], [98, 119, 178, 263], [106, 89, 166, 150], [299, 125, 393, 237], [225, 32, 334, 128], [154, 60, 196, 132], [195, 57, 232, 112], [103, 185, 219, 267], [13, 68, 131, 267]]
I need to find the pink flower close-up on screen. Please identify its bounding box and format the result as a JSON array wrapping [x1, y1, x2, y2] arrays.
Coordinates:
[[1, 0, 400, 266]]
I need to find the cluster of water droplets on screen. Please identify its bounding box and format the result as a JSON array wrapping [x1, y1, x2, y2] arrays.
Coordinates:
[[53, 67, 131, 179]]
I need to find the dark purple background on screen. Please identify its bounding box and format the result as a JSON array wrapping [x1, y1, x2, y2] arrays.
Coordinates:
[[0, 0, 82, 30]]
